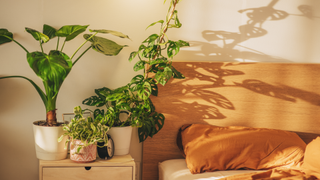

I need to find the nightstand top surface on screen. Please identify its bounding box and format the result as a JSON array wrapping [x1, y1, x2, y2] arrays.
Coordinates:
[[40, 154, 134, 167]]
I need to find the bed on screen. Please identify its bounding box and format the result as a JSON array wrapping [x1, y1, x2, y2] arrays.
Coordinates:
[[143, 62, 320, 180]]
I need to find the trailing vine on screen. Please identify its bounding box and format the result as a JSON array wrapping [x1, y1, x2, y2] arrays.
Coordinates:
[[127, 0, 189, 141], [129, 0, 189, 84], [83, 0, 189, 142]]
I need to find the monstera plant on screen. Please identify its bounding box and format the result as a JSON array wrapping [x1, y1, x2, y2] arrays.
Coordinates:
[[0, 24, 129, 126], [83, 0, 189, 142]]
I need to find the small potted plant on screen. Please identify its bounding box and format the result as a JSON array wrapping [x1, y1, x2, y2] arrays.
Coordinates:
[[82, 85, 138, 155], [58, 106, 109, 162]]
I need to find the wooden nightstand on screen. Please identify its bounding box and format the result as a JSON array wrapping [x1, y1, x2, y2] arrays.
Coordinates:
[[39, 154, 135, 180]]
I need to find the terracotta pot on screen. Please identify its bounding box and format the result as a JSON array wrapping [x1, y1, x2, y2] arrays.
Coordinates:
[[70, 139, 97, 163]]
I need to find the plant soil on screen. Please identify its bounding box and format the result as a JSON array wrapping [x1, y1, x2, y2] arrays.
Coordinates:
[[33, 120, 64, 127], [112, 121, 131, 127]]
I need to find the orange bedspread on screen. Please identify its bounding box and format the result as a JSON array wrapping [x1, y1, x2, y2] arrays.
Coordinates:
[[218, 168, 317, 180]]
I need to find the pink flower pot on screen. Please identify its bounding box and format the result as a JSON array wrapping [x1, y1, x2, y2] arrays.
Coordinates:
[[70, 139, 97, 163]]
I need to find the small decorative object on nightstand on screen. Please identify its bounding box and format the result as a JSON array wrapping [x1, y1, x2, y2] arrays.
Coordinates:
[[97, 134, 115, 159], [39, 154, 135, 180]]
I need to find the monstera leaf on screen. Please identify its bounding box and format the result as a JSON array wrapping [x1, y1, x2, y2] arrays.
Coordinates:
[[138, 111, 165, 142]]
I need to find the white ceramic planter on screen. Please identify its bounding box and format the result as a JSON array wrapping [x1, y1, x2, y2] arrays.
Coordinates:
[[33, 121, 68, 160], [108, 126, 132, 156]]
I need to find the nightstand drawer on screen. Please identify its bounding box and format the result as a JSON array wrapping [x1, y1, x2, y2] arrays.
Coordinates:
[[39, 155, 135, 180], [43, 166, 133, 180]]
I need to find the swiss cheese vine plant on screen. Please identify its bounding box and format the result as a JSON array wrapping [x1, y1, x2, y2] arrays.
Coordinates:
[[82, 0, 189, 142], [0, 25, 129, 126]]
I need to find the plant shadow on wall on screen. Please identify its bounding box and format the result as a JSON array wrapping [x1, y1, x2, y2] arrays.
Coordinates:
[[154, 62, 320, 122], [181, 0, 316, 62]]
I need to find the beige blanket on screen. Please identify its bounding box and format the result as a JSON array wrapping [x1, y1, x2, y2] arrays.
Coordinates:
[[219, 168, 318, 180]]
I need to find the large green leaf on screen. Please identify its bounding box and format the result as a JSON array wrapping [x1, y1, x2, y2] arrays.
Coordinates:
[[89, 29, 130, 39], [0, 29, 13, 45], [27, 50, 72, 94], [25, 27, 50, 43], [56, 25, 88, 41], [43, 24, 57, 39], [83, 34, 127, 56]]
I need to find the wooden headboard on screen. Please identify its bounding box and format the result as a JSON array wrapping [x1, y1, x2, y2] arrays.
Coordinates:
[[143, 62, 320, 180]]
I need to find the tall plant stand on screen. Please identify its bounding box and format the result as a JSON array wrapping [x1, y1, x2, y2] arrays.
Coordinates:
[[39, 154, 135, 180]]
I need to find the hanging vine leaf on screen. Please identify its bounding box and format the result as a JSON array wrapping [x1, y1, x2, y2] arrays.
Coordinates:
[[171, 66, 185, 79], [129, 51, 139, 62], [168, 10, 182, 28], [155, 66, 173, 86], [146, 20, 164, 30], [149, 79, 159, 96], [134, 60, 146, 71], [149, 112, 165, 137], [143, 34, 159, 45], [136, 81, 152, 100]]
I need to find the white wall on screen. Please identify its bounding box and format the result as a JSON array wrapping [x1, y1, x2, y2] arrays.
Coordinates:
[[0, 0, 319, 179]]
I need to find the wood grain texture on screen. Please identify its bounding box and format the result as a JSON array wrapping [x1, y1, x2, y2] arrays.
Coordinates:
[[143, 62, 320, 180]]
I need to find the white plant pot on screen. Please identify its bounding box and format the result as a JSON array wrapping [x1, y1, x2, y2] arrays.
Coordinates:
[[108, 126, 132, 156], [33, 121, 68, 160]]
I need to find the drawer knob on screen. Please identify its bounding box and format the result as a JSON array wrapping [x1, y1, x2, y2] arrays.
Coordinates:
[[85, 167, 92, 170]]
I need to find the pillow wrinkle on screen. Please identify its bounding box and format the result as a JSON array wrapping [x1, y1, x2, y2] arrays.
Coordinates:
[[301, 137, 320, 179]]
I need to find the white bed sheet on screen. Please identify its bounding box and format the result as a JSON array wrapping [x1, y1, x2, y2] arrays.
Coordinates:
[[159, 159, 266, 180]]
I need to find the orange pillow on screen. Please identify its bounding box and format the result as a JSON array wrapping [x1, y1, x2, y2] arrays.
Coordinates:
[[302, 137, 320, 179], [177, 124, 306, 174]]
